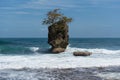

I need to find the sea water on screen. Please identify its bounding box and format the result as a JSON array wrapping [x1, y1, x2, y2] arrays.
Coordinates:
[[0, 38, 120, 69], [1, 38, 120, 80]]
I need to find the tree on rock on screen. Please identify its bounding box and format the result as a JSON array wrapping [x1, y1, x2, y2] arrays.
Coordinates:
[[43, 9, 72, 53]]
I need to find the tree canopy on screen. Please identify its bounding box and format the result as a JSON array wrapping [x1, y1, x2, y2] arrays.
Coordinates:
[[42, 9, 72, 26]]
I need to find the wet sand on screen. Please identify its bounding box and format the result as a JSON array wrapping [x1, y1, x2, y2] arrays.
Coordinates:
[[0, 66, 120, 80]]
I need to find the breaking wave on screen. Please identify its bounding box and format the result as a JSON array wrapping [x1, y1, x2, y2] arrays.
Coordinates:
[[0, 44, 120, 69], [0, 47, 120, 69], [28, 47, 40, 52], [65, 46, 120, 54], [0, 46, 40, 54]]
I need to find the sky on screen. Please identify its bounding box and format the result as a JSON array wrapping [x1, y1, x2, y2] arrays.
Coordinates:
[[0, 0, 120, 38]]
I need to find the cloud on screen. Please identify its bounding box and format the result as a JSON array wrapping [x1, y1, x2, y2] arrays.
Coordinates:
[[0, 11, 29, 15], [0, 0, 78, 15], [14, 11, 30, 14], [86, 0, 120, 8], [21, 0, 77, 10], [0, 0, 120, 15], [1, 0, 120, 10], [0, 7, 16, 10]]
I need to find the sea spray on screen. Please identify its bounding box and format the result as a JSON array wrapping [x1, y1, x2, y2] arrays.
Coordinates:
[[0, 48, 120, 69], [29, 47, 39, 52], [66, 46, 120, 54]]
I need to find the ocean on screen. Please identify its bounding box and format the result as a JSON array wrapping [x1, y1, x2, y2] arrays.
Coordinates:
[[0, 38, 120, 80]]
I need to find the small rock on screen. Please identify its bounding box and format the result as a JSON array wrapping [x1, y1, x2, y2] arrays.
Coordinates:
[[73, 51, 92, 56]]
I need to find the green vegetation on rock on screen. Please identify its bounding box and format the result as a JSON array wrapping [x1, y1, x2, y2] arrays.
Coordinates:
[[42, 9, 72, 26]]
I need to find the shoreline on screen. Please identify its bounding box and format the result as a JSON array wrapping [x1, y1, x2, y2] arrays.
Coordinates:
[[0, 66, 120, 80]]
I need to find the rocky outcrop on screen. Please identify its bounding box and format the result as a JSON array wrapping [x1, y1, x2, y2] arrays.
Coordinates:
[[48, 21, 69, 53], [52, 48, 65, 53], [73, 51, 92, 56]]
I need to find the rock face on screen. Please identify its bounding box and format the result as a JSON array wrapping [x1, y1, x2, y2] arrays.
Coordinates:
[[73, 51, 92, 56], [48, 21, 69, 53], [52, 48, 65, 53]]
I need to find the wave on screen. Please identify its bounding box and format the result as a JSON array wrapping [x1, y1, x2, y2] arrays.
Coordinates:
[[0, 53, 120, 69], [0, 41, 11, 45], [28, 47, 39, 52], [0, 46, 120, 69], [0, 45, 120, 55], [0, 46, 40, 54], [65, 46, 120, 54]]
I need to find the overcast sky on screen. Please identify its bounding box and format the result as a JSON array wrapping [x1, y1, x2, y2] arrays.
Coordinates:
[[0, 0, 120, 38]]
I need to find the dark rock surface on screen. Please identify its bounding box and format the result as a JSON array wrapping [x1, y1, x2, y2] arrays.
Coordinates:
[[73, 51, 92, 56], [52, 48, 65, 53], [48, 22, 69, 53]]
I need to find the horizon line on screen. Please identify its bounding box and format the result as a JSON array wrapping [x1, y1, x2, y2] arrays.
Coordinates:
[[0, 37, 120, 39]]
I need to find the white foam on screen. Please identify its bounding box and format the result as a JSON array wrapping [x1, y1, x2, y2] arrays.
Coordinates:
[[0, 52, 120, 69], [0, 47, 120, 69], [97, 72, 120, 80], [29, 47, 39, 52], [66, 47, 120, 54]]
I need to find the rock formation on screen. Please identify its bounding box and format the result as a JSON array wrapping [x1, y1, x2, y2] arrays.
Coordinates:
[[48, 21, 69, 53], [73, 51, 92, 56], [42, 9, 72, 53]]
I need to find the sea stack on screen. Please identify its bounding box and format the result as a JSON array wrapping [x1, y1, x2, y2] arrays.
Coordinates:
[[42, 9, 72, 53], [48, 21, 69, 53]]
